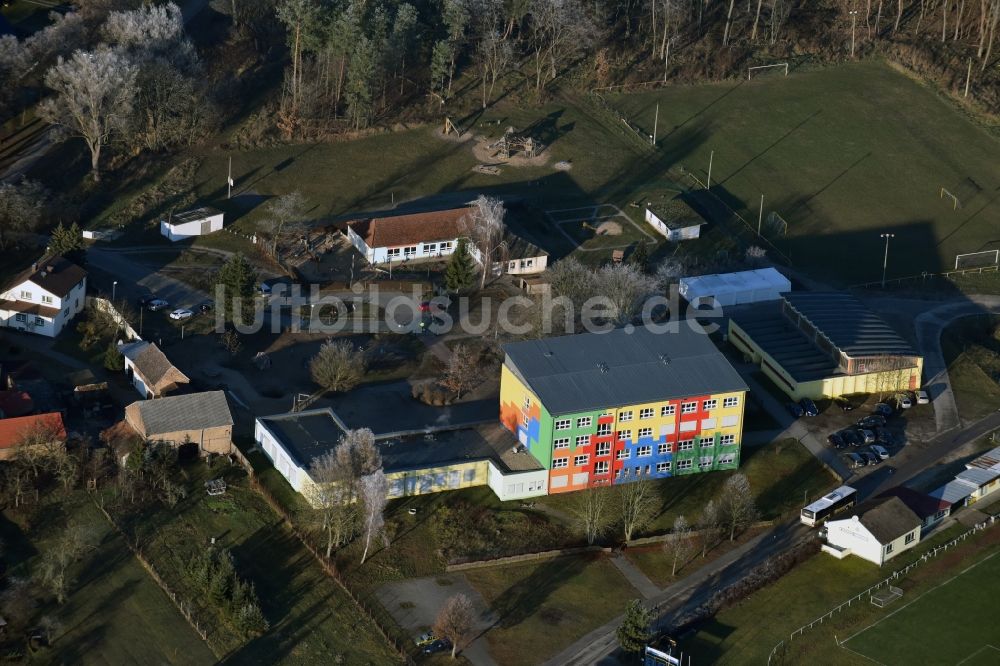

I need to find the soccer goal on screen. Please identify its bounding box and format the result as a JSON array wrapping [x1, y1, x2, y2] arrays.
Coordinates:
[[940, 187, 962, 210], [955, 250, 1000, 270], [748, 63, 789, 80], [765, 211, 789, 237], [870, 585, 903, 608]]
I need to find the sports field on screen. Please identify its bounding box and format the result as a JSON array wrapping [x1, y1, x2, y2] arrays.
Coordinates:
[[840, 550, 1000, 665], [609, 61, 1000, 283]]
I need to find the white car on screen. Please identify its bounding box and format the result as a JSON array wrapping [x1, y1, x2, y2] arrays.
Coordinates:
[[915, 390, 930, 405], [897, 394, 912, 409], [870, 444, 890, 460], [169, 308, 193, 320]]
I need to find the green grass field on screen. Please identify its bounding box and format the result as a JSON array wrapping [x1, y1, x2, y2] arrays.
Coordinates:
[[608, 61, 1000, 283], [841, 550, 1000, 665], [464, 554, 639, 666]]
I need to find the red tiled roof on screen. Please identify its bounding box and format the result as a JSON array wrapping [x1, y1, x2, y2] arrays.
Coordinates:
[[0, 412, 66, 449], [347, 207, 473, 249]]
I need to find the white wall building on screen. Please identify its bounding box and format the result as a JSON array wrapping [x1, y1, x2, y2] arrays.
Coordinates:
[[118, 340, 190, 399], [679, 268, 791, 307], [0, 256, 87, 338], [824, 497, 922, 565], [487, 464, 548, 500], [160, 207, 225, 242], [645, 197, 706, 241]]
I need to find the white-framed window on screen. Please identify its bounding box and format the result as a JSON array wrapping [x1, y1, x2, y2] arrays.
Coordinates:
[[699, 436, 715, 448], [576, 435, 590, 447], [619, 410, 633, 422], [699, 456, 714, 469], [656, 462, 670, 473], [661, 405, 675, 416], [520, 259, 534, 268], [703, 399, 718, 410], [403, 245, 418, 256], [636, 445, 652, 457], [19, 290, 31, 300], [574, 454, 589, 466], [15, 313, 26, 322], [425, 242, 438, 254], [594, 460, 610, 475], [720, 434, 736, 446], [577, 416, 592, 428], [885, 543, 894, 554], [657, 443, 670, 455], [41, 295, 53, 304], [718, 454, 736, 465], [522, 414, 529, 425], [595, 442, 611, 456], [681, 402, 698, 414], [639, 408, 655, 419], [387, 247, 402, 258], [555, 419, 571, 430], [552, 457, 568, 469], [617, 430, 631, 441], [554, 438, 570, 450], [678, 439, 694, 451], [723, 396, 740, 408], [905, 532, 916, 544], [617, 449, 631, 460], [637, 427, 653, 439], [677, 459, 693, 471], [34, 317, 44, 326], [523, 396, 531, 409], [620, 467, 630, 478], [597, 423, 612, 436]]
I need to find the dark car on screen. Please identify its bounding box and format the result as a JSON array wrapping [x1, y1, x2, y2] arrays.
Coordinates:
[[857, 428, 876, 445], [858, 415, 886, 428], [198, 301, 213, 314], [840, 429, 861, 447], [136, 294, 155, 308], [845, 452, 866, 468], [859, 451, 880, 466], [800, 398, 819, 417], [875, 427, 893, 445], [787, 402, 805, 418], [835, 398, 855, 412], [827, 433, 845, 448], [873, 403, 894, 417], [423, 639, 452, 655]]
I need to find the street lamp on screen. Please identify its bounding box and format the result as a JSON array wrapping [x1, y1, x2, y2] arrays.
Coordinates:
[[850, 10, 859, 58], [880, 233, 895, 288], [112, 280, 118, 303]]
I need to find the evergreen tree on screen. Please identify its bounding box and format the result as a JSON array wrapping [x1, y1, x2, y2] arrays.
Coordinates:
[[103, 341, 124, 371], [346, 36, 377, 130], [629, 242, 649, 270], [616, 599, 653, 654], [444, 238, 476, 292], [49, 222, 87, 267], [215, 253, 258, 325]]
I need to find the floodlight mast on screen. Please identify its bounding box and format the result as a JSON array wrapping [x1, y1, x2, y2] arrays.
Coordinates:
[[880, 233, 895, 288]]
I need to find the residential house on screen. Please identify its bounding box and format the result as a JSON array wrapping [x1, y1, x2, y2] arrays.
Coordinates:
[[0, 412, 66, 460], [500, 325, 748, 494], [344, 205, 548, 274], [160, 207, 225, 242], [0, 256, 87, 337], [118, 340, 190, 399], [824, 497, 922, 565], [125, 391, 234, 456], [877, 486, 951, 534]]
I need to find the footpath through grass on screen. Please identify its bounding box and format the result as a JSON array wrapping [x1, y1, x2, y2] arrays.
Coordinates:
[[609, 61, 1000, 283], [464, 553, 640, 666]]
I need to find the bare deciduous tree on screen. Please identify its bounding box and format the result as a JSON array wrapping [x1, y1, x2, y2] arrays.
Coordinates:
[[0, 179, 49, 250], [662, 514, 694, 576], [569, 485, 612, 544], [37, 523, 99, 603], [597, 263, 658, 325], [463, 195, 508, 288], [310, 339, 366, 394], [441, 343, 481, 399], [39, 47, 138, 181], [434, 593, 475, 659], [717, 473, 758, 541], [619, 479, 658, 542], [528, 0, 596, 91], [263, 191, 310, 261], [698, 498, 722, 557], [474, 0, 513, 108], [102, 2, 185, 50], [359, 470, 388, 564]]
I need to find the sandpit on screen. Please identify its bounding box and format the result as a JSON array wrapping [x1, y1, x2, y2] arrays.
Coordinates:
[[594, 220, 623, 236]]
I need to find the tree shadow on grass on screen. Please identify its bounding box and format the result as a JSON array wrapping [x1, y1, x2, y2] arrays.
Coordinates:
[[483, 553, 595, 630]]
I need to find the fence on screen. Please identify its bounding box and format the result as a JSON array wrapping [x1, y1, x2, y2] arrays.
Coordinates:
[[585, 91, 655, 151], [446, 545, 611, 571], [88, 296, 141, 341], [766, 517, 997, 665], [850, 264, 1000, 289]]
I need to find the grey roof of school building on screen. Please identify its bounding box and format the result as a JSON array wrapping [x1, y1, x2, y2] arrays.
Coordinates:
[[501, 325, 747, 416], [729, 301, 842, 382], [782, 292, 917, 357]]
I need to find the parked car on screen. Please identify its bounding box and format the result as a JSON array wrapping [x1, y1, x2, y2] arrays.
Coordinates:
[[787, 402, 804, 418], [860, 451, 880, 466], [169, 308, 193, 320], [875, 427, 893, 445], [800, 398, 819, 417], [873, 403, 894, 417], [415, 631, 437, 647], [827, 433, 845, 448], [857, 428, 876, 445], [897, 394, 913, 409], [870, 444, 890, 460], [858, 415, 886, 428], [423, 639, 452, 655], [840, 429, 861, 447], [915, 389, 930, 405], [147, 298, 169, 311], [136, 294, 155, 308], [835, 398, 855, 412], [845, 452, 866, 468]]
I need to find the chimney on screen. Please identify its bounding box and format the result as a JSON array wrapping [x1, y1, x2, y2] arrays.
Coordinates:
[[46, 265, 55, 273], [32, 262, 37, 271]]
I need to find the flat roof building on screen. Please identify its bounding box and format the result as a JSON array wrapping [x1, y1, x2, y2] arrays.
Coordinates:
[[679, 268, 790, 307]]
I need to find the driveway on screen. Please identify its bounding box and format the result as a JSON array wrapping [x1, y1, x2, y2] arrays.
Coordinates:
[[377, 574, 498, 665]]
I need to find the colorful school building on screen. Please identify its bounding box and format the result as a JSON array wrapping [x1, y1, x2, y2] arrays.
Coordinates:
[[500, 325, 749, 494]]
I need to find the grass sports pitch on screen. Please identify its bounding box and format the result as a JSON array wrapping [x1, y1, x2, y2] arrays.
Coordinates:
[[840, 549, 1000, 665]]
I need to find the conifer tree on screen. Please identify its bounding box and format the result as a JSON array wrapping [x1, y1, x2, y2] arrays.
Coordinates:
[[444, 238, 476, 293]]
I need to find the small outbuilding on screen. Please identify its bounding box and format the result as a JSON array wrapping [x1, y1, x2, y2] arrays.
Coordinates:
[[118, 340, 190, 399], [644, 196, 706, 242], [160, 207, 225, 242], [125, 391, 234, 456], [679, 268, 791, 307]]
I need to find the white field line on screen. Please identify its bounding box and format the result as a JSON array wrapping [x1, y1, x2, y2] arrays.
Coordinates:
[[954, 644, 1000, 666], [837, 642, 888, 665], [843, 551, 1000, 646], [544, 205, 657, 252]]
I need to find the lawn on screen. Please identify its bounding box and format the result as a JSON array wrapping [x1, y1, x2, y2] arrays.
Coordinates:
[[107, 460, 399, 665], [624, 526, 768, 589], [0, 495, 215, 665], [682, 523, 977, 665], [842, 549, 1000, 665], [608, 60, 1000, 283], [940, 315, 1000, 421], [464, 553, 640, 666]]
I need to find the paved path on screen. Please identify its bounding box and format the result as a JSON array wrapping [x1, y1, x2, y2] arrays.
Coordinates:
[[609, 553, 659, 600], [4, 333, 90, 370]]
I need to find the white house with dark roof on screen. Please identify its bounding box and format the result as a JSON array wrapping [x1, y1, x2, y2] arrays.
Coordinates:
[[823, 496, 922, 565], [645, 196, 707, 241], [125, 391, 233, 456], [160, 207, 224, 242], [0, 256, 87, 337], [118, 340, 190, 399]]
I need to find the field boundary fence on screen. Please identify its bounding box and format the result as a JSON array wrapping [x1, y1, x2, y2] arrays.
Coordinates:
[[850, 264, 1000, 289], [584, 91, 655, 151], [766, 517, 997, 664]]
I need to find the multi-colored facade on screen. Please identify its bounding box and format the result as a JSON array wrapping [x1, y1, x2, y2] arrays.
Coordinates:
[[501, 325, 748, 494]]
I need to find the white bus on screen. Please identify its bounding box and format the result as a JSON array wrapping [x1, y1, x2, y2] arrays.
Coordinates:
[[800, 485, 857, 527]]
